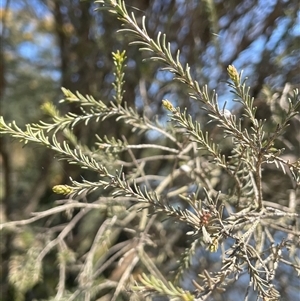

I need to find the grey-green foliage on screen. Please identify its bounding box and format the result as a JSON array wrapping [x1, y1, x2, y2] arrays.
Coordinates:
[[1, 1, 300, 301]]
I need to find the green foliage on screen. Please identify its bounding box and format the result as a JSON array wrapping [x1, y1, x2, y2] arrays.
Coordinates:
[[7, 231, 43, 301], [134, 273, 194, 301], [1, 1, 300, 301]]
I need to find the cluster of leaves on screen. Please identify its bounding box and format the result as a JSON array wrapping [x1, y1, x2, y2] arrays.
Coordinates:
[[1, 1, 299, 301]]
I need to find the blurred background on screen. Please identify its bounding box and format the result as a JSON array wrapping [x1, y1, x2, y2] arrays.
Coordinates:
[[1, 0, 299, 300]]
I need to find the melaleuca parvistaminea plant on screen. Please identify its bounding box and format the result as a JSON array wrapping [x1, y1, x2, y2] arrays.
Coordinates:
[[1, 1, 299, 301]]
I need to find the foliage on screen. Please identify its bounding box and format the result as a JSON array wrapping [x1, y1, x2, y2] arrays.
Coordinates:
[[1, 1, 300, 301], [1, 2, 58, 124]]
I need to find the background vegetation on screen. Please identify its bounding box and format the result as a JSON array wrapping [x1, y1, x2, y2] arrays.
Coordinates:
[[1, 0, 299, 300]]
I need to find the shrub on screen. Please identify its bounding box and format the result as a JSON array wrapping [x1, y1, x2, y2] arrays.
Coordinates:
[[1, 1, 299, 300]]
